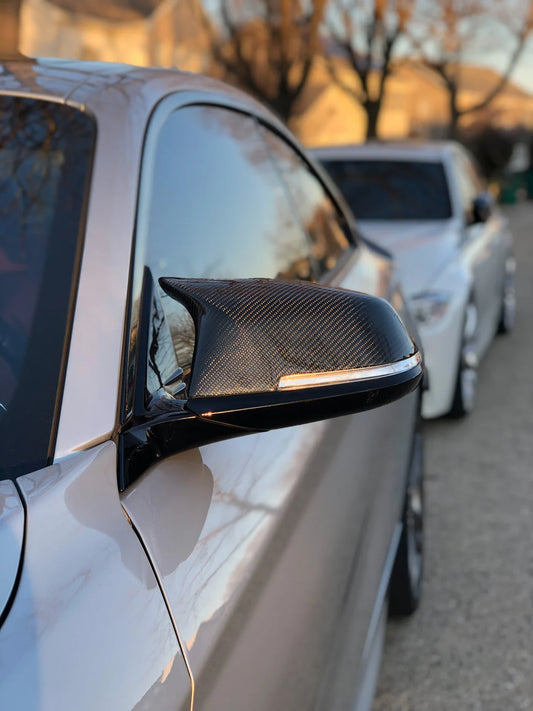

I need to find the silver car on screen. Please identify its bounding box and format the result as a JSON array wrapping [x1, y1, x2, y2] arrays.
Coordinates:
[[0, 59, 423, 711]]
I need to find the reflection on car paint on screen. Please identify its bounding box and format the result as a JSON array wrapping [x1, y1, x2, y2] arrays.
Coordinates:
[[0, 444, 191, 711]]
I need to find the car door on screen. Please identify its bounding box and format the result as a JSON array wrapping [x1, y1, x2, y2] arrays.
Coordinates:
[[453, 149, 506, 349], [464, 151, 510, 339], [119, 97, 418, 711]]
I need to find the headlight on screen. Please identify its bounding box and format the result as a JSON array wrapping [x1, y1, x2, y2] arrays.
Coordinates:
[[409, 292, 451, 325]]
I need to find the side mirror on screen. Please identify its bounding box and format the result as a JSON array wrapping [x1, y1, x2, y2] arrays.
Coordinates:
[[472, 192, 493, 224], [119, 277, 422, 489]]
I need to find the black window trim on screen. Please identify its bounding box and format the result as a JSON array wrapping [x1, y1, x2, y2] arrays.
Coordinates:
[[253, 118, 360, 251]]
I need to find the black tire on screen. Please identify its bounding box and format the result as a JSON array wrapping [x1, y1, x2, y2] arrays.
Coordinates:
[[448, 302, 478, 418], [388, 424, 424, 617]]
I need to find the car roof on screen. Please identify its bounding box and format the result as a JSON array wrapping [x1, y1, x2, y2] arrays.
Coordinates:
[[0, 57, 274, 123], [310, 141, 458, 163]]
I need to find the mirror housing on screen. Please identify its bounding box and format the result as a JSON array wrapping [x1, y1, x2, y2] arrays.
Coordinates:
[[472, 192, 493, 224], [119, 278, 422, 490]]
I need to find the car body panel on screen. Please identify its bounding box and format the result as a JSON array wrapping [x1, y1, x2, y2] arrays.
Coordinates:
[[0, 60, 422, 710], [0, 443, 192, 710], [358, 219, 470, 417], [122, 399, 417, 711], [415, 284, 467, 418], [0, 481, 24, 621], [354, 218, 462, 297], [462, 215, 509, 356], [312, 142, 513, 417], [311, 142, 451, 165]]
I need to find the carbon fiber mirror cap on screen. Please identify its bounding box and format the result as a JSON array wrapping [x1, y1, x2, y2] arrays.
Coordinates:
[[160, 277, 423, 429]]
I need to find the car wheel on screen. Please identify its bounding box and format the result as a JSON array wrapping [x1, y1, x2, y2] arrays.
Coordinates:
[[388, 423, 424, 616], [497, 263, 516, 334], [448, 301, 478, 418]]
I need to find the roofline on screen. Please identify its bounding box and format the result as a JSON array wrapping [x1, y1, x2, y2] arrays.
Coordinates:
[[0, 58, 277, 121], [310, 141, 457, 161]]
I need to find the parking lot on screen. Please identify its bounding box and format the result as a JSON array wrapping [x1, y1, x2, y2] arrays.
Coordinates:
[[373, 202, 533, 710]]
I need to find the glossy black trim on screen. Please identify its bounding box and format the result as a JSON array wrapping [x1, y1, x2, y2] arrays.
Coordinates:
[[119, 405, 242, 491], [119, 364, 422, 491], [187, 366, 423, 430], [134, 266, 155, 415]]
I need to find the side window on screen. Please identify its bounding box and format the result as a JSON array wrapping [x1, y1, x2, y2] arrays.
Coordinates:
[[259, 126, 352, 279], [127, 104, 315, 407]]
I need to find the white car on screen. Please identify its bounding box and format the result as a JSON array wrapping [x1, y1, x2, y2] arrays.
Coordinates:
[[0, 60, 424, 710], [312, 142, 516, 418]]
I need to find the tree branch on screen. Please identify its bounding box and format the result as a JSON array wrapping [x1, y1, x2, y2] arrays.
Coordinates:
[[459, 35, 529, 116]]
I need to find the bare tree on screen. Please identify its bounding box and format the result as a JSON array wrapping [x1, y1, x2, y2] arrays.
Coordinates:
[[325, 0, 414, 139], [201, 0, 327, 123], [412, 0, 533, 138]]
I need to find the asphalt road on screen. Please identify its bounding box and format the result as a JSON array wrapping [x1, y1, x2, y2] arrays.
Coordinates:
[[372, 202, 533, 711]]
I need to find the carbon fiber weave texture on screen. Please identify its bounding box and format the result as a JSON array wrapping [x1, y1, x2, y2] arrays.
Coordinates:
[[160, 278, 416, 398]]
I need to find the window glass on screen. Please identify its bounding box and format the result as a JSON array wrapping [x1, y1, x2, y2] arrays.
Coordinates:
[[0, 97, 95, 479], [128, 105, 314, 406], [260, 127, 350, 277], [320, 159, 452, 221]]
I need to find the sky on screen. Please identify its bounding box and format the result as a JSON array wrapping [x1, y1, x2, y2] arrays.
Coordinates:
[[494, 37, 533, 95]]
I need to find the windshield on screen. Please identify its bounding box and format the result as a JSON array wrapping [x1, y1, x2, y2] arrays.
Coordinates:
[[0, 97, 95, 479], [321, 159, 452, 221]]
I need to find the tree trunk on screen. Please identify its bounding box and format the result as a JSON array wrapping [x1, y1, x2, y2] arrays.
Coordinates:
[[447, 84, 461, 140], [270, 92, 292, 123], [365, 100, 381, 140]]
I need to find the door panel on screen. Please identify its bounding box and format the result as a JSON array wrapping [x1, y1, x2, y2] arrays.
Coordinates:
[[479, 213, 508, 342], [454, 149, 506, 353], [463, 217, 505, 355], [122, 394, 415, 711], [0, 444, 191, 710]]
